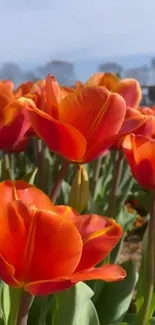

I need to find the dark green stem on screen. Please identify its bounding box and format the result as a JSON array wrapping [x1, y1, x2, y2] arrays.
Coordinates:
[[3, 152, 13, 180], [138, 191, 155, 325], [50, 160, 69, 203], [36, 139, 44, 189], [16, 291, 32, 325], [107, 151, 124, 218], [6, 287, 22, 325], [90, 156, 102, 198]]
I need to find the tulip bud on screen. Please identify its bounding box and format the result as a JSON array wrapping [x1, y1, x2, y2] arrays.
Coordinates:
[[68, 165, 89, 213]]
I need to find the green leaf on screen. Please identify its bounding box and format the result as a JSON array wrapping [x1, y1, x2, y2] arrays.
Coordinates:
[[0, 281, 4, 320], [134, 190, 151, 213], [95, 260, 138, 325], [0, 318, 5, 325], [77, 299, 100, 325], [123, 313, 138, 325], [60, 181, 71, 205], [136, 228, 148, 312], [28, 296, 53, 325], [136, 226, 155, 323], [22, 168, 38, 184], [1, 157, 13, 181], [0, 284, 22, 325], [51, 282, 99, 325], [115, 206, 137, 231], [107, 321, 129, 324], [110, 236, 124, 264]]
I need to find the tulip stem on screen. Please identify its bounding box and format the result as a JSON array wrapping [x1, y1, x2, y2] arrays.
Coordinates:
[[16, 291, 33, 325], [36, 138, 44, 189], [107, 151, 124, 218], [3, 152, 13, 180], [50, 160, 69, 203], [7, 287, 22, 325], [138, 191, 155, 325], [90, 156, 103, 197]]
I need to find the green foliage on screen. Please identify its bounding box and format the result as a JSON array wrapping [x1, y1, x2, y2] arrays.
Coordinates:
[[51, 283, 99, 325], [95, 260, 138, 325], [0, 284, 22, 325]]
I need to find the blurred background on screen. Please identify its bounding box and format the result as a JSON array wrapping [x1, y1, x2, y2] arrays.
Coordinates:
[[1, 0, 155, 104]]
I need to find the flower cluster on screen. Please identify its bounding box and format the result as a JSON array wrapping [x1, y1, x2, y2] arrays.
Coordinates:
[[0, 71, 155, 325]]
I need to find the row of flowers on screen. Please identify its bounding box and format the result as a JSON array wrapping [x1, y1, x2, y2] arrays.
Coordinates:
[[0, 72, 154, 160], [0, 72, 155, 325]]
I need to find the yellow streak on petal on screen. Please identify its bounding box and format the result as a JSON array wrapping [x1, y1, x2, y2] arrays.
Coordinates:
[[83, 224, 117, 245], [12, 184, 18, 200], [88, 94, 110, 135]]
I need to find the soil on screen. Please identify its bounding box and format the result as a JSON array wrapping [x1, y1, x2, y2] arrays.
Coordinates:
[[119, 235, 142, 271]]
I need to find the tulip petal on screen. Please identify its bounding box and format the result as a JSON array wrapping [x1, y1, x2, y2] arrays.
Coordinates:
[[81, 135, 119, 162], [119, 115, 146, 135], [45, 74, 60, 117], [0, 93, 11, 115], [28, 106, 87, 161], [0, 98, 31, 150], [122, 134, 135, 174], [25, 264, 126, 295], [80, 92, 126, 162], [139, 106, 154, 116], [123, 134, 155, 165], [114, 79, 142, 108], [58, 86, 110, 138], [25, 278, 72, 295], [1, 80, 14, 92], [85, 73, 120, 90], [54, 207, 123, 271], [76, 81, 84, 90], [0, 201, 83, 285], [0, 180, 54, 210], [26, 208, 83, 282], [71, 264, 126, 282], [126, 107, 142, 118], [9, 135, 30, 153], [60, 86, 75, 99], [85, 72, 105, 86], [0, 201, 35, 283], [0, 82, 14, 102], [75, 222, 122, 272], [14, 81, 33, 97], [54, 206, 112, 237], [86, 92, 126, 147], [122, 134, 155, 189], [0, 255, 22, 288], [134, 116, 155, 137]]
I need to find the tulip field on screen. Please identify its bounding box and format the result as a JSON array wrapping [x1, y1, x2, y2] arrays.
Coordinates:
[[0, 73, 154, 325]]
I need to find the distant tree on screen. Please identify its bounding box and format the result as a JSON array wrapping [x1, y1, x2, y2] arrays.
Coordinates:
[[21, 70, 39, 82], [123, 65, 149, 86], [151, 57, 155, 69], [37, 60, 76, 85], [0, 62, 22, 85], [98, 62, 123, 76]]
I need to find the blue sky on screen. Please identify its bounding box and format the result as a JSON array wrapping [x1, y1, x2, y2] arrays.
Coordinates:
[[0, 0, 155, 80], [1, 0, 155, 62]]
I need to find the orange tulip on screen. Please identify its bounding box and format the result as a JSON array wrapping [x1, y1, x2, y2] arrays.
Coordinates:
[[14, 81, 34, 98], [122, 134, 155, 189], [112, 106, 155, 150], [79, 73, 145, 149], [77, 72, 142, 109], [0, 180, 125, 296], [27, 74, 127, 162], [0, 81, 32, 151], [125, 106, 155, 138]]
